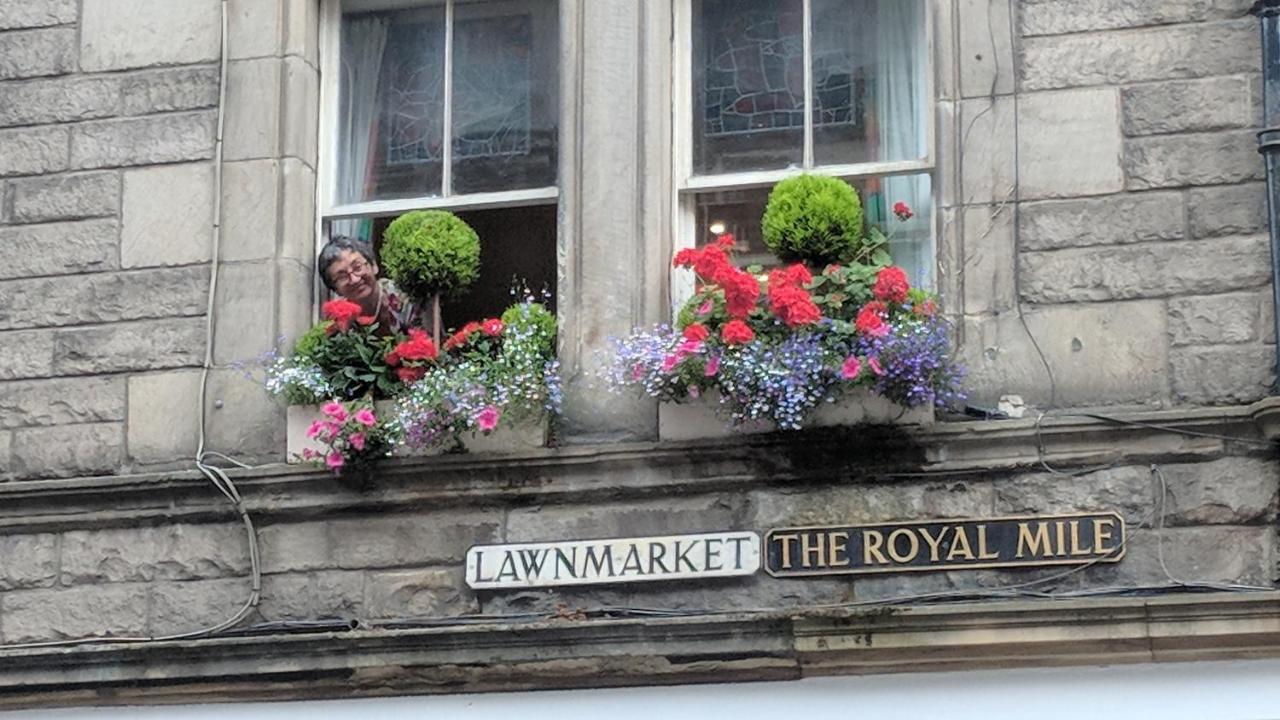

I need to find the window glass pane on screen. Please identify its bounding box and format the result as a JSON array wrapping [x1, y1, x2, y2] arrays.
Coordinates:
[[692, 0, 805, 175], [693, 173, 933, 288], [810, 0, 927, 166], [339, 7, 447, 204], [451, 0, 559, 194]]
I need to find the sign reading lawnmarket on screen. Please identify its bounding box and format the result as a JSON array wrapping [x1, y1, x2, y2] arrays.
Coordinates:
[[765, 513, 1125, 577], [466, 531, 761, 589]]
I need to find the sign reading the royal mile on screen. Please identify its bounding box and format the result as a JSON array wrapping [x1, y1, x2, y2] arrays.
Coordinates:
[[766, 513, 1125, 577], [466, 531, 761, 590]]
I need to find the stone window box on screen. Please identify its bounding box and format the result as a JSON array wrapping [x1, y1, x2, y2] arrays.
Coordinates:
[[658, 389, 934, 442]]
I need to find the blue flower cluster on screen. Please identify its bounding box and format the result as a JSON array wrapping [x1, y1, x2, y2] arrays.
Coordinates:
[[719, 333, 837, 430], [855, 315, 966, 409]]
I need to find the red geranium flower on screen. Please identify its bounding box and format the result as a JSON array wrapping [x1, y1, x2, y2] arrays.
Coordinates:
[[682, 323, 709, 342], [721, 319, 755, 345], [396, 366, 425, 384], [321, 299, 363, 331], [893, 201, 914, 221], [721, 268, 760, 318], [481, 318, 504, 336], [356, 315, 375, 326], [855, 301, 890, 338], [389, 328, 438, 363], [872, 265, 910, 304]]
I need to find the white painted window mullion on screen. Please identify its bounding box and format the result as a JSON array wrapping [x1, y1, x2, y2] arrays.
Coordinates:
[[442, 0, 455, 197], [801, 0, 813, 170]]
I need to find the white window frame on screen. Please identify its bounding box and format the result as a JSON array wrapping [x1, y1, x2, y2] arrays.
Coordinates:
[[317, 0, 560, 235], [670, 0, 937, 310]]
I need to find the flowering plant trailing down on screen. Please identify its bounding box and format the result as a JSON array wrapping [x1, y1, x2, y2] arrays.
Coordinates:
[[300, 399, 394, 471], [608, 193, 963, 430]]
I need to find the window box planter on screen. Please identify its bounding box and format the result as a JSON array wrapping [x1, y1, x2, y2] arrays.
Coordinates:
[[657, 388, 933, 442]]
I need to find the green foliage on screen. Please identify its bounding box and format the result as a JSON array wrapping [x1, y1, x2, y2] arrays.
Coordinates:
[[381, 210, 481, 304], [809, 263, 879, 322], [291, 322, 332, 361], [761, 175, 866, 266], [500, 302, 558, 357]]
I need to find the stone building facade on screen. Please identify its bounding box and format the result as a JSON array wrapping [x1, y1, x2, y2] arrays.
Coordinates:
[[0, 0, 1278, 713]]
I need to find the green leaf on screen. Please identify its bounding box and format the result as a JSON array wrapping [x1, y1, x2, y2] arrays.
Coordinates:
[[871, 249, 892, 267]]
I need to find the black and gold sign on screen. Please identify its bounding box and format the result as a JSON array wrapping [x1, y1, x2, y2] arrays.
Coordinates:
[[766, 513, 1124, 577]]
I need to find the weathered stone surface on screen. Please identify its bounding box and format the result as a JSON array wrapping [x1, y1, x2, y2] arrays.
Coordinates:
[[0, 219, 117, 280], [1171, 344, 1275, 404], [228, 0, 284, 59], [282, 56, 319, 165], [71, 112, 216, 170], [201, 368, 285, 462], [10, 422, 124, 478], [0, 534, 57, 590], [1263, 290, 1276, 344], [365, 568, 477, 619], [277, 260, 314, 349], [119, 66, 221, 115], [961, 204, 1015, 313], [1094, 526, 1273, 587], [0, 329, 54, 380], [1121, 76, 1252, 136], [1020, 20, 1258, 91], [753, 481, 994, 529], [0, 76, 120, 127], [1168, 294, 1260, 346], [258, 570, 365, 621], [53, 317, 206, 374], [0, 27, 74, 80], [0, 266, 209, 331], [10, 171, 119, 224], [508, 496, 744, 544], [1188, 183, 1268, 238], [1019, 236, 1271, 303], [958, 0, 1014, 97], [257, 522, 332, 574], [80, 0, 221, 72], [958, 96, 1016, 205], [1016, 88, 1123, 199], [2, 584, 147, 643], [1019, 0, 1255, 37], [1126, 131, 1265, 189], [0, 0, 77, 30], [1157, 457, 1278, 525], [0, 431, 9, 476], [280, 159, 316, 263], [0, 125, 68, 177], [284, 0, 320, 67], [330, 512, 501, 570], [127, 370, 202, 464], [1018, 193, 1184, 250], [212, 262, 276, 364], [149, 578, 250, 636], [0, 376, 125, 429], [224, 58, 282, 161], [61, 524, 249, 585], [121, 163, 214, 267], [995, 466, 1153, 526], [220, 160, 279, 262]]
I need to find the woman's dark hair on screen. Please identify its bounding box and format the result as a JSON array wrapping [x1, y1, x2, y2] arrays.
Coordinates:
[[317, 235, 378, 291]]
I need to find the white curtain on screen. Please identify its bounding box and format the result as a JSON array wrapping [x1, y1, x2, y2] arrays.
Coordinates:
[[334, 16, 389, 241], [875, 0, 930, 287]]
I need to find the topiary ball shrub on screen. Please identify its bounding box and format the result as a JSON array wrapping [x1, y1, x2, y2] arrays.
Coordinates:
[[380, 210, 481, 303], [761, 174, 865, 267]]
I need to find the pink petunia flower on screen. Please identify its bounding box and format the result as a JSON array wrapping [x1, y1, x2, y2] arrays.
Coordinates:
[[301, 448, 318, 460], [476, 406, 500, 433], [353, 408, 376, 427], [698, 299, 714, 316], [688, 385, 701, 399], [704, 355, 720, 377], [840, 356, 862, 380], [661, 354, 679, 373], [321, 401, 347, 422], [306, 420, 325, 439], [868, 357, 884, 376], [325, 451, 345, 470], [349, 432, 366, 451]]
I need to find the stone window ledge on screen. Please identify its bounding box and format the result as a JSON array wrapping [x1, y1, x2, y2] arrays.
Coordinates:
[[0, 591, 1277, 710], [0, 401, 1273, 533]]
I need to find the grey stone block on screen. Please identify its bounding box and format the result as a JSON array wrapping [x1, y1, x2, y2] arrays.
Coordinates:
[[0, 329, 54, 380], [365, 567, 477, 619], [200, 368, 285, 462], [994, 465, 1154, 527], [0, 534, 57, 590], [1019, 0, 1254, 38], [330, 512, 502, 570], [61, 524, 249, 585], [277, 259, 315, 349], [1188, 183, 1268, 238], [1262, 290, 1276, 344], [283, 0, 320, 67], [127, 369, 203, 464], [0, 27, 74, 80], [212, 262, 276, 365], [507, 496, 744, 544], [10, 422, 125, 478], [257, 522, 333, 574], [149, 578, 250, 637], [10, 171, 119, 224], [53, 317, 206, 374], [1168, 294, 1260, 346], [0, 124, 68, 177], [71, 111, 216, 170], [1158, 457, 1278, 525], [1018, 192, 1184, 250], [1, 584, 148, 643], [0, 266, 209, 331], [219, 160, 279, 262], [119, 66, 221, 116], [228, 0, 284, 59], [1019, 236, 1271, 302], [1126, 131, 1265, 190], [1171, 344, 1275, 404], [0, 376, 125, 429], [0, 0, 77, 30], [0, 430, 9, 476], [224, 58, 282, 161], [958, 0, 1014, 98], [1020, 20, 1258, 91], [961, 204, 1015, 313], [1092, 526, 1273, 587], [1016, 88, 1123, 199], [0, 76, 120, 127], [1122, 76, 1253, 136], [958, 96, 1017, 205], [753, 481, 994, 529], [0, 218, 117, 280], [258, 570, 365, 621], [121, 162, 215, 268], [280, 158, 316, 262], [80, 0, 221, 72], [282, 57, 319, 166]]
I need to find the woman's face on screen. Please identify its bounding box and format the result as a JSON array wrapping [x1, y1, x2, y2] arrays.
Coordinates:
[[326, 249, 379, 303]]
